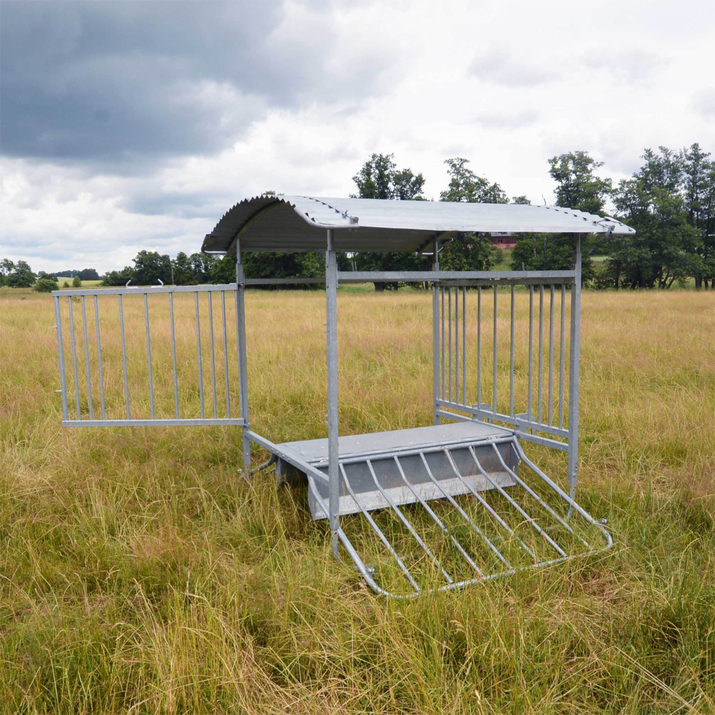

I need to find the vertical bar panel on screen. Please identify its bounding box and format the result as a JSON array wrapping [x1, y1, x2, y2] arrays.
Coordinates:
[[477, 286, 482, 407], [455, 285, 459, 403], [548, 284, 555, 426], [528, 286, 534, 421], [492, 285, 497, 414], [195, 291, 205, 419], [144, 293, 155, 420], [169, 293, 180, 419], [325, 229, 340, 554], [118, 295, 130, 419], [509, 284, 515, 417], [93, 296, 106, 420], [462, 287, 467, 405], [432, 242, 441, 425], [68, 297, 81, 420], [568, 236, 583, 499], [80, 296, 94, 420], [236, 247, 251, 471], [559, 284, 566, 429], [441, 287, 446, 401], [208, 291, 218, 419], [448, 287, 452, 402], [53, 295, 69, 421], [221, 290, 231, 419], [537, 285, 544, 424]]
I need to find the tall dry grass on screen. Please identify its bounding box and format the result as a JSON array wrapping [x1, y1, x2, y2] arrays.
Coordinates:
[[0, 285, 714, 713]]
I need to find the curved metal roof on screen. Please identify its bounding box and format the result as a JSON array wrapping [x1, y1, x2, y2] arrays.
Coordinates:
[[202, 195, 635, 254]]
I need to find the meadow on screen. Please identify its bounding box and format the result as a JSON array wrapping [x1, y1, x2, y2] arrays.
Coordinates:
[[0, 285, 714, 713]]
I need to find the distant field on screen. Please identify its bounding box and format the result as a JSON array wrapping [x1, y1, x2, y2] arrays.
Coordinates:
[[0, 287, 713, 713]]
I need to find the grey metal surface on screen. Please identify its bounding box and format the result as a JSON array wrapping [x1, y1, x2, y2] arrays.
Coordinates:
[[202, 195, 635, 254]]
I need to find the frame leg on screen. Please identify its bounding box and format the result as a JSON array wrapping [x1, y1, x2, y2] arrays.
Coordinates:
[[326, 230, 340, 554]]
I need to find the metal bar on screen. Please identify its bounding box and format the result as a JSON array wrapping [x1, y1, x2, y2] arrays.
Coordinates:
[[365, 460, 453, 584], [326, 229, 340, 554], [559, 284, 566, 430], [335, 270, 577, 283], [169, 293, 180, 419], [528, 286, 533, 421], [208, 292, 218, 419], [221, 291, 231, 419], [195, 291, 205, 419], [52, 283, 238, 297], [509, 285, 515, 417], [441, 287, 446, 401], [67, 296, 81, 420], [492, 285, 497, 414], [462, 287, 467, 405], [467, 445, 568, 557], [490, 442, 589, 548], [448, 287, 452, 402], [393, 456, 483, 576], [548, 285, 555, 426], [245, 277, 325, 285], [537, 285, 544, 424], [93, 296, 106, 420], [568, 236, 582, 498], [53, 296, 69, 421], [455, 286, 459, 403], [236, 247, 251, 472], [80, 296, 94, 420], [441, 450, 512, 568], [477, 286, 482, 407], [64, 418, 246, 427], [118, 295, 130, 419], [339, 464, 421, 592], [432, 241, 441, 425], [431, 450, 537, 561], [144, 293, 155, 420]]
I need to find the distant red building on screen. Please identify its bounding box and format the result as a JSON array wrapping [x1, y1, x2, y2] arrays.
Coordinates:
[[489, 233, 517, 249]]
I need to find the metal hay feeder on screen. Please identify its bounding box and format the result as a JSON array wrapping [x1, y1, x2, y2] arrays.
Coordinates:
[[52, 196, 635, 597]]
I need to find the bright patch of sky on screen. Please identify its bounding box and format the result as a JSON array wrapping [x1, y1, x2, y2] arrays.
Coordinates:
[[1, 0, 713, 272]]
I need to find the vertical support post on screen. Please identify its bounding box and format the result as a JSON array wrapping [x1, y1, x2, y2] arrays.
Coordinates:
[[432, 240, 441, 425], [326, 229, 340, 554], [235, 240, 251, 474], [53, 295, 69, 422], [568, 234, 582, 500]]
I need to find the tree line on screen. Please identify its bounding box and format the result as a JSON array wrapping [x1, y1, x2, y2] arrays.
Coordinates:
[[3, 144, 712, 291]]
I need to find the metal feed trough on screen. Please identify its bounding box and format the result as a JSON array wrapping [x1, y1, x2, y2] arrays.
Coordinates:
[[52, 196, 635, 597]]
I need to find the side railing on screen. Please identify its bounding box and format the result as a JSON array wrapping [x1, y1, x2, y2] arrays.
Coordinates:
[[52, 284, 246, 427]]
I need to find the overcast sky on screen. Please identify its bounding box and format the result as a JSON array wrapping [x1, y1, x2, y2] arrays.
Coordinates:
[[1, 0, 714, 273]]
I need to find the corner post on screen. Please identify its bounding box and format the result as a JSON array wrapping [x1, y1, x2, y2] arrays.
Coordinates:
[[235, 239, 251, 474], [432, 240, 441, 425], [567, 233, 582, 499], [326, 229, 340, 554]]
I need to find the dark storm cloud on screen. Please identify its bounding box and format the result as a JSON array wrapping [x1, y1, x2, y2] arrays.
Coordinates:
[[0, 0, 387, 166]]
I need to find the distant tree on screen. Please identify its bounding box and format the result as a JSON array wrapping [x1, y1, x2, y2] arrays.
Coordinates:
[[101, 266, 135, 286], [5, 260, 35, 287], [352, 153, 429, 290], [609, 147, 702, 289], [72, 275, 82, 288], [0, 258, 15, 287], [78, 268, 100, 281], [132, 250, 172, 285], [172, 252, 198, 285], [438, 158, 506, 272], [35, 276, 59, 292], [683, 143, 715, 289]]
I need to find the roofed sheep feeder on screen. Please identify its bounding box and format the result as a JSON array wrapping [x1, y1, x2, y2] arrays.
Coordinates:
[[52, 196, 635, 597]]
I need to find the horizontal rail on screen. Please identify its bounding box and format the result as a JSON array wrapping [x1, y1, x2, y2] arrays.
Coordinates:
[[436, 399, 570, 439], [52, 283, 237, 297], [246, 430, 330, 486], [338, 270, 576, 283], [62, 418, 245, 427], [243, 277, 325, 285]]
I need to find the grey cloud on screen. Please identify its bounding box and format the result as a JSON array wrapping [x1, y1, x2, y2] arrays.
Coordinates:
[[0, 1, 393, 167], [582, 50, 668, 84], [692, 88, 715, 121], [468, 50, 558, 88]]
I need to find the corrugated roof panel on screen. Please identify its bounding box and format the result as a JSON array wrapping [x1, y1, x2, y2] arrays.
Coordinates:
[[202, 195, 635, 254]]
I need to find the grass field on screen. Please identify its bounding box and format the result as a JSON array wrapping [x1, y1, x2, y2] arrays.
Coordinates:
[[1, 286, 714, 713]]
